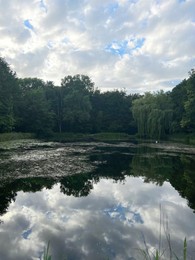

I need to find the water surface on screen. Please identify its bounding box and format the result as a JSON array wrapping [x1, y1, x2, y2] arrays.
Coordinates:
[[0, 140, 195, 259]]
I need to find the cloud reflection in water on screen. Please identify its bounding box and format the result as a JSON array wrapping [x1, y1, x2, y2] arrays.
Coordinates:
[[0, 177, 195, 260]]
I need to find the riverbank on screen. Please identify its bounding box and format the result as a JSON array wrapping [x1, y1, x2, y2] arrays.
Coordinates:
[[1, 132, 195, 145], [0, 132, 135, 143], [167, 133, 195, 145], [0, 132, 35, 142], [48, 132, 136, 143]]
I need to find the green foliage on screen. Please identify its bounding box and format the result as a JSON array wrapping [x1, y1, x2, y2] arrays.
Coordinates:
[[16, 79, 54, 136], [18, 77, 46, 93], [61, 74, 94, 92], [63, 87, 92, 129], [91, 132, 132, 141], [138, 205, 189, 260], [183, 238, 187, 260], [0, 57, 19, 132], [180, 71, 195, 132], [168, 133, 195, 145], [43, 241, 52, 260], [60, 74, 94, 132], [0, 56, 195, 139], [139, 237, 188, 260], [91, 90, 138, 134], [170, 80, 187, 133], [49, 132, 132, 142], [132, 91, 173, 139], [0, 132, 34, 142]]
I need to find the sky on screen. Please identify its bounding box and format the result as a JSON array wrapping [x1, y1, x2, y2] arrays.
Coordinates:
[[0, 0, 195, 93]]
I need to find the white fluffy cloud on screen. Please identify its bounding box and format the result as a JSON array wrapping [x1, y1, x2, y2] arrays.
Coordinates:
[[0, 0, 195, 93]]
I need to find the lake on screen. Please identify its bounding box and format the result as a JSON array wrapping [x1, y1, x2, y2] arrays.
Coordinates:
[[0, 140, 195, 260]]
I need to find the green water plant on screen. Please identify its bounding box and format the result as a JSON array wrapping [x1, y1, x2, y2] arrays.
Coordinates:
[[43, 241, 52, 260], [138, 237, 187, 260], [138, 205, 188, 260]]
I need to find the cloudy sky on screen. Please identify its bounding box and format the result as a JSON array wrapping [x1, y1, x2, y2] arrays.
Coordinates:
[[0, 0, 195, 93]]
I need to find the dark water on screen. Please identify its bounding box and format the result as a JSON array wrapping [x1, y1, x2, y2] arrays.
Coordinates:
[[0, 140, 195, 260]]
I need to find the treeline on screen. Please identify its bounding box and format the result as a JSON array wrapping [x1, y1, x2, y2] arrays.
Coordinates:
[[0, 57, 138, 137], [0, 57, 195, 139], [132, 69, 195, 139]]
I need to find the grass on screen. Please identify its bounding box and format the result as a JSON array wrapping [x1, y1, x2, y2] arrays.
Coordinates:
[[42, 237, 188, 260], [138, 237, 188, 260], [49, 132, 134, 142], [168, 133, 195, 145], [42, 228, 188, 260], [138, 205, 189, 260], [1, 131, 195, 145], [42, 241, 68, 260], [43, 241, 52, 260], [0, 132, 35, 142], [91, 132, 133, 141]]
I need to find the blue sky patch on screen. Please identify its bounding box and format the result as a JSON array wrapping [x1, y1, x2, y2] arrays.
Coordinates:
[[163, 79, 181, 87], [22, 228, 32, 239], [105, 0, 138, 15], [133, 37, 145, 49], [105, 40, 128, 56], [128, 0, 139, 4], [104, 2, 119, 15], [105, 37, 145, 56], [47, 41, 54, 49], [39, 0, 47, 12], [170, 79, 181, 86], [104, 204, 144, 225], [24, 20, 34, 30], [62, 37, 70, 44]]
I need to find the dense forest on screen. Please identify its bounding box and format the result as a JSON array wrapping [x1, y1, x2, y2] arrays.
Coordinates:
[[0, 56, 195, 139]]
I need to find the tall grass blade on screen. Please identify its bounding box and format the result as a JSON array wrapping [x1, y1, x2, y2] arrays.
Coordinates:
[[155, 250, 159, 260], [43, 241, 52, 260], [183, 237, 187, 260], [141, 232, 151, 260], [158, 204, 162, 255]]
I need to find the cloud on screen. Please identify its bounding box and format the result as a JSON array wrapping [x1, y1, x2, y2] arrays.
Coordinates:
[[0, 0, 195, 93]]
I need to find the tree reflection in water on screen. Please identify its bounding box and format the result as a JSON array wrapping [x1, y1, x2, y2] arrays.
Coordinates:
[[0, 142, 195, 259], [0, 143, 195, 215]]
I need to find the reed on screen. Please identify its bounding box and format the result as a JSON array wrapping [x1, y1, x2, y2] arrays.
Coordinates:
[[43, 241, 52, 260], [138, 205, 188, 259]]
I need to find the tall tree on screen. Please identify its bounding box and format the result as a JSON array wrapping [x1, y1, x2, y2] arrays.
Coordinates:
[[61, 75, 94, 132], [0, 57, 18, 132], [132, 91, 173, 139], [180, 70, 195, 132], [16, 78, 54, 136], [90, 90, 138, 134], [170, 80, 187, 133]]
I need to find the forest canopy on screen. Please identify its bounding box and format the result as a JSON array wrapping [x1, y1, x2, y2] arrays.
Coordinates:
[[0, 57, 195, 139]]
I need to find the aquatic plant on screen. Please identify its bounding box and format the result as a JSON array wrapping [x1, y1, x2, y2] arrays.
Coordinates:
[[138, 205, 188, 260], [43, 241, 52, 260]]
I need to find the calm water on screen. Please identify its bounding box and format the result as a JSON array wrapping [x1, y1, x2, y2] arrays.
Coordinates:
[[0, 140, 195, 260]]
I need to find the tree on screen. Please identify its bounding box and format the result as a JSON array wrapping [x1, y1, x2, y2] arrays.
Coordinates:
[[180, 70, 195, 132], [90, 90, 138, 134], [170, 80, 187, 133], [61, 75, 94, 132], [16, 78, 54, 136], [0, 57, 18, 132], [46, 86, 64, 133], [132, 91, 173, 139], [61, 74, 94, 93]]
